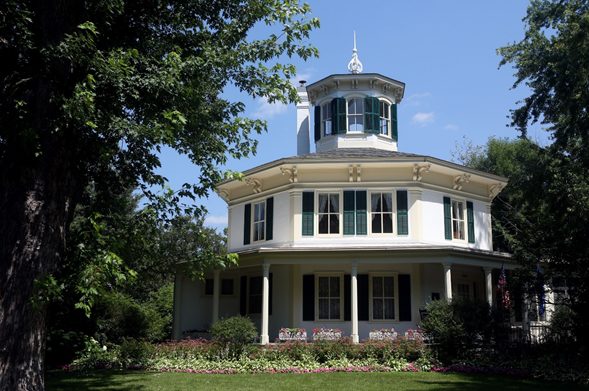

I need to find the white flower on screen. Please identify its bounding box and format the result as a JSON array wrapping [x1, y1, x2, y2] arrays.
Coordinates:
[[102, 345, 107, 351]]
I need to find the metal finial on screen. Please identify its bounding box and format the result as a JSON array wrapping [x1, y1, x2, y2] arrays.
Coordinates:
[[347, 31, 363, 74]]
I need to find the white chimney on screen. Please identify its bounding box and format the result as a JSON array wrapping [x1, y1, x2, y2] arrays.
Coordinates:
[[296, 81, 310, 155]]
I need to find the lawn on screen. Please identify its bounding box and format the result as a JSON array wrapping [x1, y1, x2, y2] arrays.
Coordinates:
[[46, 371, 589, 391]]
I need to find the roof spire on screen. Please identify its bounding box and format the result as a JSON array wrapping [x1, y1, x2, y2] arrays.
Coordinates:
[[347, 31, 363, 74]]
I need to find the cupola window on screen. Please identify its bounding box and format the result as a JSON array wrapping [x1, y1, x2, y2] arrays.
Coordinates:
[[347, 98, 364, 132], [321, 102, 333, 136], [379, 101, 390, 136]]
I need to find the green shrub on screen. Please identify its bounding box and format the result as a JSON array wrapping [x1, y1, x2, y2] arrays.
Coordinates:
[[71, 337, 120, 371], [421, 299, 492, 362], [210, 316, 257, 359], [118, 338, 154, 368], [548, 305, 576, 344]]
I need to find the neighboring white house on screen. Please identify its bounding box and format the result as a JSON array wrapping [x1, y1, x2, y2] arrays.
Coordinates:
[[173, 46, 518, 344]]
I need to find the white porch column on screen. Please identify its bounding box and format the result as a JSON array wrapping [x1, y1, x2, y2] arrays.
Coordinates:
[[484, 267, 493, 307], [261, 263, 270, 345], [351, 263, 359, 344], [212, 270, 221, 323], [443, 263, 453, 301]]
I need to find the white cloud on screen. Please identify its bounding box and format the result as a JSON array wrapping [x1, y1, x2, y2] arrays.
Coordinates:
[[444, 123, 460, 131], [405, 92, 432, 106], [253, 97, 288, 119], [204, 214, 228, 226], [412, 112, 435, 126]]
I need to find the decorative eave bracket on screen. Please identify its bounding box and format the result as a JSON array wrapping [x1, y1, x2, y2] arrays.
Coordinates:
[[245, 177, 263, 194], [453, 173, 471, 191], [280, 165, 298, 183], [217, 189, 230, 202], [348, 164, 362, 182], [488, 183, 505, 199], [412, 163, 431, 182]]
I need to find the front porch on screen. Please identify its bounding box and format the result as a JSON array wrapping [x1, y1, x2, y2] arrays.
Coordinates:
[[173, 250, 513, 343]]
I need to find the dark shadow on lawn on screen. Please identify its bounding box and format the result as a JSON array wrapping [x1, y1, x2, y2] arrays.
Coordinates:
[[412, 374, 589, 391], [46, 370, 150, 391]]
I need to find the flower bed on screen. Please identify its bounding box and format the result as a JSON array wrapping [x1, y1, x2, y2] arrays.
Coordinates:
[[312, 328, 342, 341], [278, 328, 307, 342], [369, 328, 398, 341]]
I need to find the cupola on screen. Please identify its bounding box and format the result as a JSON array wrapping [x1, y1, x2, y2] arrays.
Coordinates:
[[298, 33, 405, 154]]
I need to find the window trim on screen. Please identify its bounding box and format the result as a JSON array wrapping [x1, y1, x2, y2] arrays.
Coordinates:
[[251, 201, 266, 242], [450, 198, 467, 242], [316, 191, 342, 236], [368, 190, 395, 236], [315, 273, 344, 321], [346, 97, 365, 133], [379, 99, 391, 137], [369, 273, 399, 322]]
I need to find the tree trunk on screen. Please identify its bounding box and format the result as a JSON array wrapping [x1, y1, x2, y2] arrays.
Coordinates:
[[0, 149, 77, 390]]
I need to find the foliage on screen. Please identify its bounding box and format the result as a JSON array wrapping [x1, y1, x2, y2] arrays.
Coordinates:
[[93, 286, 173, 344], [497, 0, 589, 355], [118, 338, 154, 369], [65, 337, 589, 383], [420, 300, 496, 363], [0, 0, 319, 386], [547, 305, 576, 344], [210, 317, 258, 359], [70, 337, 119, 371]]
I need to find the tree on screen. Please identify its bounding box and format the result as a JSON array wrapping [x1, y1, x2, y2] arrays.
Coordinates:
[[498, 0, 589, 354], [0, 1, 319, 388]]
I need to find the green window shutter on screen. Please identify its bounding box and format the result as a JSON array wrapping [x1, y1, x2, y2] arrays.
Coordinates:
[[343, 190, 355, 235], [331, 97, 347, 134], [314, 105, 321, 142], [443, 196, 452, 240], [266, 197, 274, 241], [466, 201, 475, 243], [364, 97, 379, 134], [302, 191, 314, 236], [391, 103, 398, 142], [356, 190, 367, 235], [396, 190, 408, 235], [243, 203, 251, 245]]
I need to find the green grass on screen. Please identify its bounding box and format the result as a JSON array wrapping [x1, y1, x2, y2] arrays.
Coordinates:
[[46, 371, 589, 391]]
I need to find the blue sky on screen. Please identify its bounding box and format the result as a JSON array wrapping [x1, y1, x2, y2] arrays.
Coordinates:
[[159, 1, 546, 230]]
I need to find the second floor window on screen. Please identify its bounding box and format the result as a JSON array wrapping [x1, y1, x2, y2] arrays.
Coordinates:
[[371, 192, 393, 233], [318, 193, 339, 234], [253, 201, 265, 241], [347, 98, 364, 132], [379, 101, 390, 136], [451, 200, 465, 240]]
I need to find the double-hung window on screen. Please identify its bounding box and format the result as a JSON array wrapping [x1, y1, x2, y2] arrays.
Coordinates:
[[371, 192, 393, 234], [318, 193, 340, 234], [347, 98, 364, 132], [379, 101, 390, 136], [371, 275, 396, 320], [451, 200, 465, 240], [317, 275, 342, 320], [253, 201, 266, 242], [322, 102, 332, 136]]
